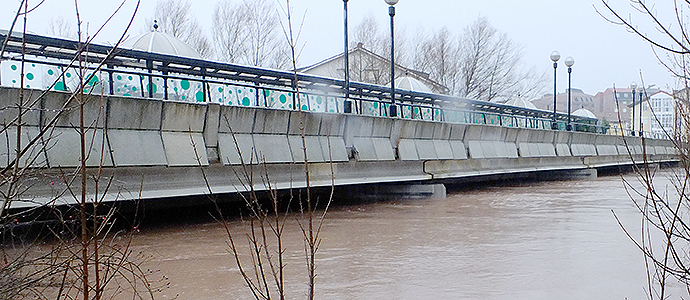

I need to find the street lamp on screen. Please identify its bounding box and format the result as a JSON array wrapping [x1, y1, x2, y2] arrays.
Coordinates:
[[564, 56, 574, 131], [550, 51, 561, 130], [630, 82, 636, 136], [343, 0, 352, 113], [385, 0, 399, 117], [639, 90, 643, 137]]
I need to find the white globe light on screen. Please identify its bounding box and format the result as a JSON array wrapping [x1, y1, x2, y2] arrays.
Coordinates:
[[550, 51, 561, 62], [630, 81, 637, 89], [564, 56, 575, 67], [385, 0, 399, 5]]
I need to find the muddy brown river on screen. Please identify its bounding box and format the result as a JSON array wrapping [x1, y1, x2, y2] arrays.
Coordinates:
[[126, 171, 687, 299]]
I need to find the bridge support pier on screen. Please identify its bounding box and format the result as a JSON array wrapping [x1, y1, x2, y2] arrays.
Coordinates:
[[534, 168, 598, 180], [345, 183, 447, 201]]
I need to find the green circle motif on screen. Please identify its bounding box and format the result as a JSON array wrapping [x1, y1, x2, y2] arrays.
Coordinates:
[[117, 75, 122, 80], [47, 69, 54, 75], [316, 96, 323, 104], [196, 91, 204, 102], [10, 65, 17, 71], [147, 83, 157, 94], [66, 73, 71, 78], [242, 97, 250, 106], [26, 73, 34, 80], [132, 86, 137, 92], [55, 82, 67, 91], [127, 76, 132, 80], [218, 87, 223, 93], [87, 75, 98, 86], [180, 80, 190, 90], [279, 94, 287, 104]]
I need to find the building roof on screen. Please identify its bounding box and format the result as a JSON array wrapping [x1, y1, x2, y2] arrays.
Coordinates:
[[573, 108, 596, 118], [395, 76, 433, 93], [298, 43, 449, 94], [124, 31, 201, 59]]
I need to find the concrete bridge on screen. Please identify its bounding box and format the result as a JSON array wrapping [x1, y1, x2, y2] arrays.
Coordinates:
[[0, 86, 676, 209], [0, 31, 677, 210]]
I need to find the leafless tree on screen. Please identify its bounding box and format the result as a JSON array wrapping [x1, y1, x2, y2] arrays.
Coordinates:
[[47, 16, 77, 39], [149, 0, 213, 58], [352, 14, 384, 56], [455, 17, 536, 101], [414, 27, 461, 94], [351, 15, 545, 101], [347, 15, 409, 86], [598, 1, 690, 299], [212, 0, 249, 64], [0, 1, 163, 299], [212, 0, 290, 69]]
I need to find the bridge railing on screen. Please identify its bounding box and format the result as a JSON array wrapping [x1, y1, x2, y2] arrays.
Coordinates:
[[0, 30, 609, 134]]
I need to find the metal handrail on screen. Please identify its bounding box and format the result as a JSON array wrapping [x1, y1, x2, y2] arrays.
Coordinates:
[[0, 30, 606, 132]]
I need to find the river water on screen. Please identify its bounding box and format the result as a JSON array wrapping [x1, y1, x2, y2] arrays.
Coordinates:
[[129, 171, 689, 300]]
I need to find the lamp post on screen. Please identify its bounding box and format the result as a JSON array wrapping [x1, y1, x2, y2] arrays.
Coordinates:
[[630, 82, 636, 136], [550, 51, 561, 130], [343, 0, 351, 113], [385, 0, 399, 117], [564, 56, 574, 131], [639, 90, 643, 137]]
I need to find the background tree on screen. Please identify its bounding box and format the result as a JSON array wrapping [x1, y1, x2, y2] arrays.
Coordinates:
[[348, 14, 407, 85], [413, 27, 460, 94], [433, 17, 544, 101], [149, 0, 213, 58], [47, 16, 77, 39], [350, 15, 545, 101], [212, 0, 289, 68]]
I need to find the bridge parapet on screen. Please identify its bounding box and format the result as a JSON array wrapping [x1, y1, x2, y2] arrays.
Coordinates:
[[0, 86, 679, 209]]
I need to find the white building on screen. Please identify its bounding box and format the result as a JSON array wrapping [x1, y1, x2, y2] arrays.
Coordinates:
[[631, 91, 678, 139]]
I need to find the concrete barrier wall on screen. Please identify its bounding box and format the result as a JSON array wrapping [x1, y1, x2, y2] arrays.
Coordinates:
[[0, 87, 678, 172], [218, 106, 349, 165]]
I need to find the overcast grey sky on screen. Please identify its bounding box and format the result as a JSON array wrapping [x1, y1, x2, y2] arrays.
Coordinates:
[[1, 0, 675, 97]]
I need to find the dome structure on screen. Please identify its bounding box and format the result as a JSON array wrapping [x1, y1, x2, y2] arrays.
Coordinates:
[[393, 76, 433, 93], [504, 97, 538, 109], [124, 31, 201, 59], [573, 108, 596, 118]]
